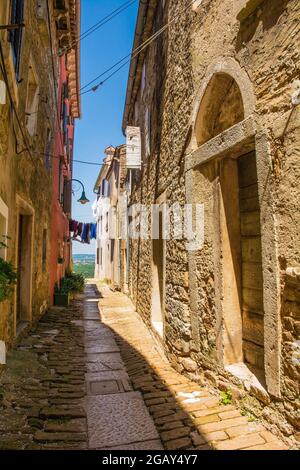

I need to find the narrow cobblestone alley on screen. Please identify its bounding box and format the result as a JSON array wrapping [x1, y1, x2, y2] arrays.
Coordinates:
[[0, 283, 290, 450]]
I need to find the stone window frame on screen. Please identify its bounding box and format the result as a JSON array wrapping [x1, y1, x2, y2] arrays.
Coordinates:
[[185, 57, 281, 398]]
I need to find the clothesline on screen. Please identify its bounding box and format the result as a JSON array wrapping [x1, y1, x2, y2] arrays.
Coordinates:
[[69, 219, 97, 244]]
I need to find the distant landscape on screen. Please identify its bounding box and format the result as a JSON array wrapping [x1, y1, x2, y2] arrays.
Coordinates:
[[73, 254, 95, 278]]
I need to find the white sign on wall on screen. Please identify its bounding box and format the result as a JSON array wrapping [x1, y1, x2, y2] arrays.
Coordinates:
[[126, 126, 141, 169], [0, 341, 6, 365], [0, 80, 6, 105]]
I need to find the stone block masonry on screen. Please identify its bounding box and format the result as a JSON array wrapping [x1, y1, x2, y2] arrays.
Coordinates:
[[123, 0, 300, 440]]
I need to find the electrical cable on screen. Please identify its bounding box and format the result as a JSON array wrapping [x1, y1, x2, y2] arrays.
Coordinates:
[[33, 150, 111, 167], [60, 0, 137, 55], [35, 151, 102, 166], [80, 0, 197, 95]]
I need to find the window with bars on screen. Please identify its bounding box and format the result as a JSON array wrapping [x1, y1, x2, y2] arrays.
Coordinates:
[[9, 0, 25, 78]]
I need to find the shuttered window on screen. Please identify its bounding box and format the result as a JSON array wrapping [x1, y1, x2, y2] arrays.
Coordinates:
[[9, 0, 24, 78]]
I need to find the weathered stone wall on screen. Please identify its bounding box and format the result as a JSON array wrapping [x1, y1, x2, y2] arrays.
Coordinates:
[[128, 0, 193, 345], [280, 268, 300, 430], [126, 0, 300, 442], [0, 0, 57, 348]]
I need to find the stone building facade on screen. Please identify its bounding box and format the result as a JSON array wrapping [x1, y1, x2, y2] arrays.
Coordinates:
[[0, 1, 80, 357], [49, 1, 81, 302], [93, 145, 128, 292], [122, 0, 300, 441]]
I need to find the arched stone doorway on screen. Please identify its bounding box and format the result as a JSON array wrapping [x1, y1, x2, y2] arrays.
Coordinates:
[[194, 72, 245, 147], [186, 58, 281, 397]]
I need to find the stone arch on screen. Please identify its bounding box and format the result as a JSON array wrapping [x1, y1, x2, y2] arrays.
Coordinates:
[[191, 57, 255, 148], [186, 57, 282, 397]]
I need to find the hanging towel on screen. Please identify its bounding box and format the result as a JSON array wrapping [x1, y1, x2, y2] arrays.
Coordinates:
[[69, 219, 75, 232], [77, 222, 83, 237], [91, 223, 97, 240], [81, 223, 87, 242], [73, 220, 79, 236], [86, 223, 91, 244]]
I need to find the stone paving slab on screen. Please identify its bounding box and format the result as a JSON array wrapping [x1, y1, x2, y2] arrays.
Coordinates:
[[86, 392, 161, 449], [85, 370, 130, 383], [86, 353, 124, 371], [100, 439, 163, 450], [85, 343, 120, 354]]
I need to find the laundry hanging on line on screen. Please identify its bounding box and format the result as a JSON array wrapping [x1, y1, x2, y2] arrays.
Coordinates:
[[69, 219, 97, 244]]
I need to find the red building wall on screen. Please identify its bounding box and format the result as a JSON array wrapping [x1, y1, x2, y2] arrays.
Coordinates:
[[49, 55, 76, 303]]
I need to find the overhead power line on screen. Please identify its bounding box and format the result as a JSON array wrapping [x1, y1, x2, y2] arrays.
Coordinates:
[[80, 0, 198, 95], [60, 0, 137, 55], [34, 151, 104, 167]]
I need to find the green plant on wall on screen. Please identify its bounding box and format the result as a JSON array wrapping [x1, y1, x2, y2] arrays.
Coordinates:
[[0, 236, 18, 303], [220, 390, 232, 406]]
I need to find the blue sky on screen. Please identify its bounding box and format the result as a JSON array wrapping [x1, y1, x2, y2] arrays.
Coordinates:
[[72, 0, 138, 255]]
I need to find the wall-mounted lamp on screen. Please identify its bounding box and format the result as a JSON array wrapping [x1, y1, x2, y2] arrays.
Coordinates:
[[65, 179, 90, 205], [0, 23, 25, 31]]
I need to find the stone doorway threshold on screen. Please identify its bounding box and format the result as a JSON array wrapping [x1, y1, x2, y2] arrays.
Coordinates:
[[152, 321, 163, 339], [225, 363, 269, 404]]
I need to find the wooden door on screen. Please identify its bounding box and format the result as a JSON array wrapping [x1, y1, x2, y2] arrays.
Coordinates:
[[238, 152, 265, 382]]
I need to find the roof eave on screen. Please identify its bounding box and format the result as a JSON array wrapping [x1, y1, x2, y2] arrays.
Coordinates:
[[122, 0, 149, 135]]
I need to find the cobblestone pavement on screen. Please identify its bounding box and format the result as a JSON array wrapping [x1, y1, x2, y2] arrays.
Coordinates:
[[0, 297, 87, 450], [0, 282, 289, 450], [0, 285, 161, 450]]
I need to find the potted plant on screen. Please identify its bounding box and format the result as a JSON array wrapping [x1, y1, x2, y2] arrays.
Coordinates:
[[64, 272, 85, 294], [53, 272, 85, 306], [54, 283, 70, 307]]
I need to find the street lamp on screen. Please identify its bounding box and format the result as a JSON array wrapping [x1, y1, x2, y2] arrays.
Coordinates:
[[65, 179, 90, 205]]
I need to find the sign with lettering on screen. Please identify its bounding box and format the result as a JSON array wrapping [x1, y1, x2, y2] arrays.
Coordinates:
[[126, 126, 141, 169], [0, 341, 6, 365], [0, 80, 6, 105]]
